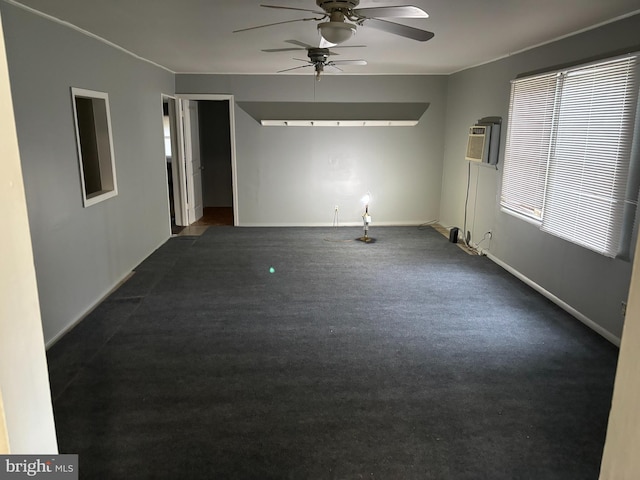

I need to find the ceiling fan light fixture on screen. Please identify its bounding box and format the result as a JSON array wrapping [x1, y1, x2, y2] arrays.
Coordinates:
[[318, 21, 356, 45]]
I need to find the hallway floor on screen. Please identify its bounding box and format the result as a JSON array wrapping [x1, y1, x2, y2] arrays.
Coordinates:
[[175, 207, 233, 236]]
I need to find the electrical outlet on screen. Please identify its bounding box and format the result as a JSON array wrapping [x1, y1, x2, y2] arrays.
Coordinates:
[[621, 301, 627, 317], [334, 205, 339, 212]]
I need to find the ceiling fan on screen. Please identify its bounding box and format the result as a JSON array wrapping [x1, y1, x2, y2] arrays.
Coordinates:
[[234, 1, 434, 45], [265, 40, 367, 79]]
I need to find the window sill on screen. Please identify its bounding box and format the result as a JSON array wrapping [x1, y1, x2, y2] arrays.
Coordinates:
[[83, 189, 117, 207], [500, 206, 542, 227]]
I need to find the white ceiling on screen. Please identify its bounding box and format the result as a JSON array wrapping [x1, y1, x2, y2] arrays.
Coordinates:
[[8, 0, 640, 75]]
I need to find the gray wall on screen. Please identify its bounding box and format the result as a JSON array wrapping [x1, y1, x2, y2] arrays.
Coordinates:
[[177, 75, 447, 226], [1, 2, 174, 344], [439, 14, 640, 341]]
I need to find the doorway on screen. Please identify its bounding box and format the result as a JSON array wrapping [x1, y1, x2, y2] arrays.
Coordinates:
[[176, 94, 238, 229], [197, 100, 234, 226]]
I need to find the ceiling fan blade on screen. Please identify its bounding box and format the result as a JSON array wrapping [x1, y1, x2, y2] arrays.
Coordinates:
[[364, 18, 434, 42], [277, 64, 313, 73], [327, 45, 367, 49], [331, 59, 368, 66], [327, 65, 344, 73], [264, 39, 327, 53], [354, 5, 429, 18], [233, 17, 316, 33], [324, 45, 366, 56], [262, 47, 306, 52], [285, 39, 316, 49], [261, 4, 326, 16]]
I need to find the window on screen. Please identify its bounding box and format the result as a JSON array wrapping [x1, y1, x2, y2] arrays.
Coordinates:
[[71, 88, 117, 207], [501, 54, 639, 258]]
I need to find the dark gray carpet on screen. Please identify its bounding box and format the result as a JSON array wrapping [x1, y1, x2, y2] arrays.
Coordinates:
[[47, 226, 618, 479]]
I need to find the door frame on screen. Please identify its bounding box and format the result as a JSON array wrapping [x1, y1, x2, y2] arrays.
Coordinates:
[[176, 94, 239, 226], [161, 94, 187, 228], [182, 99, 203, 224], [0, 388, 8, 453]]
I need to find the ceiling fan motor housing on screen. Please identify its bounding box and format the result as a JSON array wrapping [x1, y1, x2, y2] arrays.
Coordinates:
[[308, 48, 330, 63], [316, 0, 360, 12]]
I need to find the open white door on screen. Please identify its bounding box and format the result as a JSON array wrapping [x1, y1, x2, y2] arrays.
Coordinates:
[[181, 99, 204, 224], [164, 96, 187, 227]]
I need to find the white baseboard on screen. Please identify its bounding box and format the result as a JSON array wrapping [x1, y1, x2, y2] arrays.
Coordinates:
[[45, 236, 169, 349], [44, 271, 135, 349], [236, 222, 431, 227], [486, 253, 621, 347]]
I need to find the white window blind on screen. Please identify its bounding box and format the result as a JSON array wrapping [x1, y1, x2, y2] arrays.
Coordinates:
[[501, 54, 639, 258], [501, 72, 557, 220]]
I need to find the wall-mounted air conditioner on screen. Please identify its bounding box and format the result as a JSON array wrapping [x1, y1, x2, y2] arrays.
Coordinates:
[[466, 125, 490, 162], [465, 117, 501, 165]]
